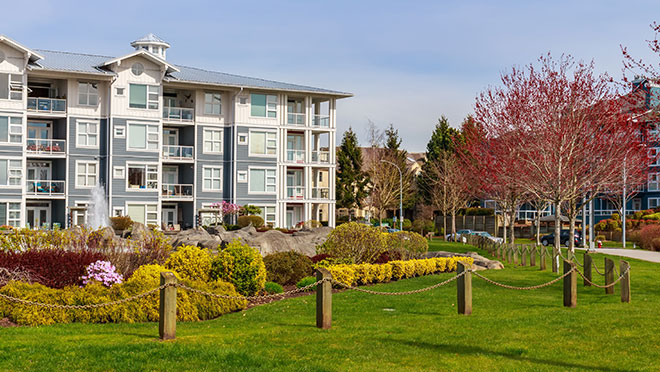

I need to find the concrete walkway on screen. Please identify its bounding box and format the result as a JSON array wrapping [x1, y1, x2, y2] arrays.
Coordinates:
[[575, 247, 660, 263]]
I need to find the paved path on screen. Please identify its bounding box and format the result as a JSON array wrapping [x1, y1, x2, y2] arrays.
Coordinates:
[[576, 247, 660, 263]]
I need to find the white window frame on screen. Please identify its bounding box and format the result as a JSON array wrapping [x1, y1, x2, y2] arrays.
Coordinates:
[[0, 116, 23, 144], [78, 82, 99, 106], [255, 205, 276, 226], [237, 170, 247, 183], [113, 166, 125, 179], [204, 92, 222, 116], [202, 166, 223, 192], [76, 121, 99, 149], [115, 86, 125, 96], [126, 163, 159, 191], [112, 207, 125, 217], [203, 128, 223, 154], [114, 125, 125, 138], [248, 167, 277, 195], [237, 133, 248, 145], [125, 203, 159, 226], [0, 158, 23, 188], [248, 130, 277, 157], [649, 197, 660, 209], [249, 93, 277, 118], [650, 147, 660, 166], [649, 173, 660, 192], [126, 122, 159, 152], [75, 160, 98, 189], [128, 84, 159, 110], [0, 201, 22, 227], [0, 73, 23, 101]]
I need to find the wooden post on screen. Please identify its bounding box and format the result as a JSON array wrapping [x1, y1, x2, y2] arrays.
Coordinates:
[[604, 258, 615, 295], [521, 246, 527, 266], [159, 272, 177, 340], [457, 261, 472, 315], [513, 246, 519, 266], [496, 245, 501, 259], [563, 260, 577, 308], [530, 246, 537, 267], [552, 247, 559, 273], [620, 260, 630, 303], [316, 268, 333, 329], [507, 246, 513, 264], [539, 247, 546, 271], [583, 253, 592, 287]]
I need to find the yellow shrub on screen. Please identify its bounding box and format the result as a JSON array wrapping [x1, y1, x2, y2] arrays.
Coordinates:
[[373, 263, 392, 283], [165, 245, 212, 282], [325, 264, 356, 287]]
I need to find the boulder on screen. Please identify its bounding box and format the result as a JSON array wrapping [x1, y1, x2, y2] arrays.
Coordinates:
[[129, 222, 148, 241], [97, 226, 116, 245], [425, 251, 503, 271], [168, 228, 214, 248]]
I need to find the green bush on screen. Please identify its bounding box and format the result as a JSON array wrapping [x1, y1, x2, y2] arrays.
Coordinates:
[[642, 213, 660, 221], [411, 219, 436, 235], [237, 215, 265, 228], [210, 239, 266, 296], [633, 211, 645, 220], [458, 207, 494, 216], [317, 222, 387, 264], [264, 281, 284, 294], [611, 213, 621, 221], [385, 231, 429, 260], [296, 276, 317, 291], [110, 216, 133, 231], [263, 251, 313, 285], [240, 205, 262, 216], [225, 224, 241, 231], [164, 245, 213, 282]]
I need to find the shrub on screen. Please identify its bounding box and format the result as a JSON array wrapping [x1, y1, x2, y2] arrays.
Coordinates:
[[305, 220, 322, 228], [263, 251, 313, 286], [642, 213, 660, 221], [81, 260, 123, 287], [110, 216, 133, 231], [264, 281, 284, 294], [237, 215, 265, 228], [240, 205, 262, 216], [458, 207, 494, 216], [165, 245, 212, 282], [296, 276, 317, 291], [640, 225, 660, 251], [595, 235, 606, 242], [386, 231, 428, 260], [310, 253, 332, 264], [611, 213, 621, 221], [225, 224, 241, 231], [317, 222, 387, 264], [412, 219, 436, 235], [210, 239, 266, 296]]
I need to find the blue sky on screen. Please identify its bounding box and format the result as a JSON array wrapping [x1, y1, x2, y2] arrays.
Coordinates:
[[5, 0, 660, 151]]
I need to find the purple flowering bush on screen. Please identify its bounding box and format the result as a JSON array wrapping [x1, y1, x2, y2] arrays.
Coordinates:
[[81, 260, 123, 287]]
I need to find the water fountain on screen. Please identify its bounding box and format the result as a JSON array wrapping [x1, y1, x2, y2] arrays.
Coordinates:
[[87, 183, 109, 229]]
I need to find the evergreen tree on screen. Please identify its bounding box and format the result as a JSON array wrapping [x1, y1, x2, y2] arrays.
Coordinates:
[[383, 124, 415, 210], [336, 128, 369, 215], [426, 116, 461, 162]]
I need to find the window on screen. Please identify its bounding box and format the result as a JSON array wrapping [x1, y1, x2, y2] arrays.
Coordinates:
[[203, 166, 222, 191], [114, 125, 125, 138], [78, 82, 99, 106], [649, 173, 660, 192], [0, 159, 22, 186], [128, 123, 158, 150], [0, 202, 22, 227], [649, 198, 660, 209], [249, 131, 276, 156], [651, 148, 660, 166], [0, 73, 23, 100], [0, 116, 22, 143], [127, 164, 158, 190], [112, 207, 124, 217], [129, 84, 159, 109], [250, 94, 277, 118], [249, 168, 276, 193], [239, 97, 248, 105], [116, 87, 125, 96], [203, 129, 223, 153], [77, 121, 99, 147], [237, 171, 247, 183], [76, 161, 98, 188], [238, 134, 248, 145], [131, 63, 144, 76], [126, 204, 158, 225], [632, 198, 642, 211], [256, 205, 276, 226], [113, 166, 125, 179], [204, 93, 222, 115]]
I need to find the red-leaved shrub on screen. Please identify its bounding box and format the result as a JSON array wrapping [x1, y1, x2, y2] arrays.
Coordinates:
[[310, 254, 332, 264], [0, 250, 106, 288], [639, 225, 660, 251]]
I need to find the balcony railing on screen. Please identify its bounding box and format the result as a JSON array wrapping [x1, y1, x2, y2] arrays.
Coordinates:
[[161, 184, 193, 199], [163, 107, 194, 122], [312, 115, 330, 127], [312, 187, 330, 199], [26, 180, 65, 196], [26, 139, 66, 156], [27, 98, 67, 114], [162, 145, 194, 161], [287, 112, 305, 126], [286, 149, 305, 163], [312, 150, 330, 163], [287, 186, 305, 200]]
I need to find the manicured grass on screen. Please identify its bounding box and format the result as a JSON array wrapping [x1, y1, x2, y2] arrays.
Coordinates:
[[506, 238, 638, 249], [2, 241, 659, 371]]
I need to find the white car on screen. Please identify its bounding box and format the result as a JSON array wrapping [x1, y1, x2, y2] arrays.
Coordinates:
[[472, 231, 504, 244], [445, 229, 473, 242]]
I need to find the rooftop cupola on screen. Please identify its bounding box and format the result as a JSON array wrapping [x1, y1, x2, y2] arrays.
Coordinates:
[[130, 33, 170, 60]]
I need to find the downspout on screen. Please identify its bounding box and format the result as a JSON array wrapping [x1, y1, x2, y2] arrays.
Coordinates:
[[107, 75, 116, 218], [230, 86, 244, 225]]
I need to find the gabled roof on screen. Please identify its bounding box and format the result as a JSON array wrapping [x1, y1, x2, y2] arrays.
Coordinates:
[[131, 33, 170, 47], [0, 35, 43, 63], [100, 49, 179, 73]]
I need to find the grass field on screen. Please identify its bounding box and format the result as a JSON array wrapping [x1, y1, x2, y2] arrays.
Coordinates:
[[1, 241, 659, 371]]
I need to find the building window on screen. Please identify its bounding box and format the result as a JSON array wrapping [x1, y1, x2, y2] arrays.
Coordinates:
[[632, 198, 642, 211], [238, 134, 248, 145], [77, 121, 99, 148], [128, 123, 158, 150], [204, 93, 222, 115], [649, 198, 660, 209], [131, 63, 144, 76], [116, 87, 125, 96], [0, 159, 22, 186], [256, 205, 276, 226], [203, 129, 223, 153], [113, 166, 125, 179], [237, 171, 247, 183], [127, 164, 158, 190], [126, 203, 158, 225], [112, 207, 124, 217], [76, 161, 98, 188], [249, 168, 276, 193], [0, 202, 21, 227], [0, 116, 22, 143], [129, 84, 159, 109], [249, 131, 276, 156], [78, 82, 99, 106], [650, 147, 660, 166], [650, 173, 660, 192], [203, 166, 222, 191], [0, 73, 23, 100], [250, 94, 277, 118], [114, 125, 125, 138]]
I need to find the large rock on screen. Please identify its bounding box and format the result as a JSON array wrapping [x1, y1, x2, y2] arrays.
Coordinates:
[[425, 251, 504, 271], [129, 222, 148, 241], [168, 228, 221, 250]]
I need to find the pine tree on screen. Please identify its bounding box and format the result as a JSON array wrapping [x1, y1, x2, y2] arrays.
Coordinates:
[[426, 116, 461, 162], [336, 128, 369, 216]]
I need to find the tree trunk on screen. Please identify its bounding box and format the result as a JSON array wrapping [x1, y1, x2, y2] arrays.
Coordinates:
[[553, 201, 562, 273], [451, 211, 457, 238], [443, 213, 447, 241], [568, 199, 577, 255], [535, 213, 542, 245], [502, 211, 508, 245], [509, 209, 516, 244]]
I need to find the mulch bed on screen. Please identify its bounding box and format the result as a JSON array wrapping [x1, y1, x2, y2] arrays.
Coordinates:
[[0, 318, 17, 328]]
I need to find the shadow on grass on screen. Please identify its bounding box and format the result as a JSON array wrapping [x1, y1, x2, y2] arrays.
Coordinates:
[[381, 338, 637, 372]]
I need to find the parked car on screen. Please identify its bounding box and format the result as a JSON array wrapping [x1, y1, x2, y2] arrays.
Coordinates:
[[471, 231, 504, 244], [445, 229, 473, 242], [540, 230, 582, 247]]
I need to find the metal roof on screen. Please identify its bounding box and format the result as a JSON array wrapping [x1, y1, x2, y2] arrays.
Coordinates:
[[28, 49, 351, 97], [131, 33, 170, 47]]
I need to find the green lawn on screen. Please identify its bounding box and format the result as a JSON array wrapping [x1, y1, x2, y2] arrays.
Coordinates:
[[1, 241, 659, 371]]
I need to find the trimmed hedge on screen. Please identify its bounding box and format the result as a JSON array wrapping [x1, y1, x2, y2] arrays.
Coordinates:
[[263, 251, 313, 286], [237, 215, 265, 228]]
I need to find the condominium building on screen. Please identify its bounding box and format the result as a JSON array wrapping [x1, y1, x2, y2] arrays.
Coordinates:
[[0, 34, 350, 229]]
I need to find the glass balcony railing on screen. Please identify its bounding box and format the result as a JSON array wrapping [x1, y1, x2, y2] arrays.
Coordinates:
[[162, 145, 194, 161], [312, 187, 330, 199], [286, 149, 305, 163], [162, 107, 194, 122], [161, 184, 193, 199], [26, 180, 65, 196], [286, 186, 305, 200], [312, 115, 330, 127], [27, 98, 67, 114], [287, 112, 305, 126], [311, 150, 330, 163], [26, 139, 66, 155]]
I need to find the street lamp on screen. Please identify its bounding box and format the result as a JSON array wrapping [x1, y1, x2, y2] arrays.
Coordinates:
[[380, 159, 403, 231]]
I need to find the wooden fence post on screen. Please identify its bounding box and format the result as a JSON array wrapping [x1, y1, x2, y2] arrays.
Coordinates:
[[496, 244, 501, 259], [552, 247, 559, 273], [159, 271, 177, 341], [316, 268, 333, 329], [507, 246, 513, 264], [539, 247, 546, 271], [530, 246, 537, 267], [521, 246, 527, 266], [457, 261, 472, 315], [620, 260, 630, 303], [563, 260, 577, 308], [513, 245, 519, 266], [583, 253, 592, 287], [604, 258, 615, 295]]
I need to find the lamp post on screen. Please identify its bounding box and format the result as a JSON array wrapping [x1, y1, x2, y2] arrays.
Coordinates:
[[380, 159, 403, 231]]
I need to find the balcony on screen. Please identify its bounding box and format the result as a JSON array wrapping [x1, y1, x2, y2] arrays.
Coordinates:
[[162, 145, 194, 162], [312, 115, 330, 128], [311, 187, 330, 199], [287, 186, 305, 200], [161, 184, 193, 200], [163, 107, 194, 123], [287, 112, 305, 126], [26, 180, 65, 197], [286, 149, 305, 163], [312, 150, 330, 163], [27, 98, 66, 115], [26, 139, 66, 157]]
